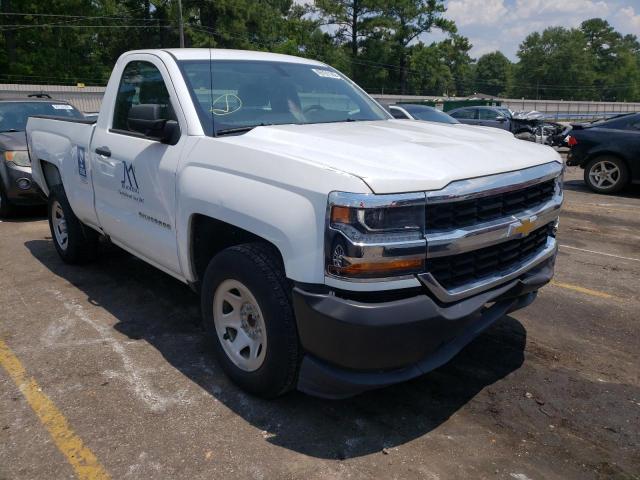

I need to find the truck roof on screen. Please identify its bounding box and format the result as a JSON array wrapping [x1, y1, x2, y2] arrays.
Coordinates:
[[153, 48, 327, 66]]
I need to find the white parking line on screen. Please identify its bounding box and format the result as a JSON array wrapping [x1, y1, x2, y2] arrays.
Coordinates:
[[595, 202, 639, 209], [560, 244, 640, 263]]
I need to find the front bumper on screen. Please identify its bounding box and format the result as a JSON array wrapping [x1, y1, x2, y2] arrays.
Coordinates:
[[293, 255, 555, 399], [1, 163, 45, 205]]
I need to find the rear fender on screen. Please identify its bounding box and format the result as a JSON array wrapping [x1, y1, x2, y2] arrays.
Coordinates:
[[26, 118, 97, 226]]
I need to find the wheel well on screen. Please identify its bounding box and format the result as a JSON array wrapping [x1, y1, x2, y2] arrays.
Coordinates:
[[40, 160, 62, 191], [190, 214, 284, 284], [585, 152, 630, 171]]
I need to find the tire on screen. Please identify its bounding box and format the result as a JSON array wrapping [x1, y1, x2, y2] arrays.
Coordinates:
[[47, 184, 99, 264], [200, 242, 300, 398], [584, 156, 629, 194], [0, 184, 13, 218]]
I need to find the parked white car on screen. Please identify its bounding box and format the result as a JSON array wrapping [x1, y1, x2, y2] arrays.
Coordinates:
[[27, 49, 563, 398]]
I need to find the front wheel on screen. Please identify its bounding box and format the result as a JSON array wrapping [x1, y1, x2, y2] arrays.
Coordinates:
[[48, 185, 99, 263], [201, 243, 300, 398], [584, 156, 629, 194]]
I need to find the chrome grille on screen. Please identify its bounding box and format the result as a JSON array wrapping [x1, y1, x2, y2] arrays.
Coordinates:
[[418, 162, 563, 302], [427, 222, 554, 290], [426, 179, 555, 231]]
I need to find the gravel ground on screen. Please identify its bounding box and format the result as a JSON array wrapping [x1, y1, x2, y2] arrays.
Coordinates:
[[1, 166, 638, 480]]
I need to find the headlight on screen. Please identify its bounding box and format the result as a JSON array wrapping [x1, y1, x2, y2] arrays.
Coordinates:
[[554, 171, 563, 197], [4, 151, 30, 167], [326, 192, 426, 280]]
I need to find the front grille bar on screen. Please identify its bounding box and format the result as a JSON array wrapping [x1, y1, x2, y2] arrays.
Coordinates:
[[418, 161, 563, 302], [425, 162, 562, 204], [418, 236, 557, 303]]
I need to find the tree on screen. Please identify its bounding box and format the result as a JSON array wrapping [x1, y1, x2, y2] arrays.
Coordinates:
[[0, 0, 109, 84], [513, 27, 595, 100], [381, 0, 455, 94], [314, 0, 382, 80], [408, 42, 453, 95], [439, 34, 474, 96], [274, 3, 350, 72], [580, 18, 640, 101], [475, 51, 511, 97]]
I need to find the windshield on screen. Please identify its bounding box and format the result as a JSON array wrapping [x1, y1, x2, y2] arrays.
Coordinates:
[[403, 106, 459, 124], [178, 60, 389, 136], [496, 107, 512, 118], [0, 101, 83, 132]]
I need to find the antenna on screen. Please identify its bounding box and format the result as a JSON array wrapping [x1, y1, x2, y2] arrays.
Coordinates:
[[209, 30, 216, 136]]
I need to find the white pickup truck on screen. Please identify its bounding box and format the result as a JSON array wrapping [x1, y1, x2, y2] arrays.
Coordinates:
[[27, 49, 563, 399]]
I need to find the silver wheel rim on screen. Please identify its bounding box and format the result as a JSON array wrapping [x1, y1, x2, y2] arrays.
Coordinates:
[[589, 160, 620, 189], [213, 279, 267, 372], [51, 200, 69, 251]]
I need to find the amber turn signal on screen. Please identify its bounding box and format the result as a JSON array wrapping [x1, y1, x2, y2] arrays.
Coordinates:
[[331, 205, 352, 224], [332, 258, 424, 276]]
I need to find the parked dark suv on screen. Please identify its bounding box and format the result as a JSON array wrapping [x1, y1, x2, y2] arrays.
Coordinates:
[[448, 106, 514, 131], [0, 96, 84, 216]]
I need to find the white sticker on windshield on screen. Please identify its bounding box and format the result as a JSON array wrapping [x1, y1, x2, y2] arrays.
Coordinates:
[[312, 69, 342, 79], [52, 104, 73, 110]]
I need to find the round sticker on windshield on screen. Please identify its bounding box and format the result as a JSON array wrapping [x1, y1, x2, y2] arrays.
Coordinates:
[[210, 94, 243, 116]]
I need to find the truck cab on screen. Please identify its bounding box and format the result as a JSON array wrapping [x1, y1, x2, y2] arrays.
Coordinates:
[[27, 49, 563, 398]]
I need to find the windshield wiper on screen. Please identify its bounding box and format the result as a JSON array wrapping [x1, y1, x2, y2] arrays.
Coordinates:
[[215, 123, 271, 136], [315, 118, 367, 125], [0, 129, 20, 133]]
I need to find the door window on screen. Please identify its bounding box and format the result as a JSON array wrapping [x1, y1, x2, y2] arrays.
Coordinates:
[[112, 61, 176, 132], [390, 107, 410, 119], [478, 109, 502, 120], [451, 108, 476, 120]]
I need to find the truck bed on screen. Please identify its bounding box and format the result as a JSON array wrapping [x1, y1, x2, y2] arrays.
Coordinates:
[[26, 115, 98, 227]]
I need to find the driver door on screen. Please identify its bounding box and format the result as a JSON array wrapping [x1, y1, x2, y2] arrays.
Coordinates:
[[91, 57, 185, 276], [478, 108, 510, 130]]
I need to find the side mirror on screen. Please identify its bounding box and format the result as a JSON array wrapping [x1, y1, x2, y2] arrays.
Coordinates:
[[127, 104, 180, 144], [496, 115, 507, 123]]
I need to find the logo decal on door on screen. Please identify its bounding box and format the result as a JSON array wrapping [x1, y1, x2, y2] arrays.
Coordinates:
[[121, 162, 139, 192], [77, 146, 87, 183], [119, 161, 143, 203]]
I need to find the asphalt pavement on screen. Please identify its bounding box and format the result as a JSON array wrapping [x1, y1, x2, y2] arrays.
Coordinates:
[[1, 166, 638, 479]]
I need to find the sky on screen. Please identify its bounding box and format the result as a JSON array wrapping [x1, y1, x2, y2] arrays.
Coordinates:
[[442, 0, 640, 60], [296, 0, 640, 61]]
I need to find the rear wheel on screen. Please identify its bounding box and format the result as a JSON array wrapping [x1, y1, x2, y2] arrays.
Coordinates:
[[201, 243, 300, 398], [48, 185, 99, 263], [584, 156, 629, 194]]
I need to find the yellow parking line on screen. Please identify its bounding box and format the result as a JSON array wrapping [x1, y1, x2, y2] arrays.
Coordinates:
[[0, 339, 110, 480], [550, 280, 616, 299]]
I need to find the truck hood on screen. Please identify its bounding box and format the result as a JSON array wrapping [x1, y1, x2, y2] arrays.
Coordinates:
[[233, 119, 562, 194]]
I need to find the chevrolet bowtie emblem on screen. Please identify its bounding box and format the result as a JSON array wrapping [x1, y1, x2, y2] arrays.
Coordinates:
[[510, 217, 537, 237]]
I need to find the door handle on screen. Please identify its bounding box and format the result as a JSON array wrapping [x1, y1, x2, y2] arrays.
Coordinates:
[[95, 146, 111, 157]]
